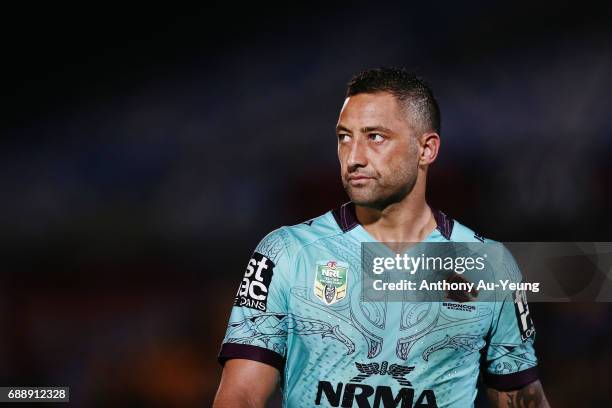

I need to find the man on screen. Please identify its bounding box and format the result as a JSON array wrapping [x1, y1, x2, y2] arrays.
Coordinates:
[[214, 68, 549, 407]]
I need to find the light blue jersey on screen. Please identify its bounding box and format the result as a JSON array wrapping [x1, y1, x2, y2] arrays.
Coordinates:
[[219, 203, 538, 407]]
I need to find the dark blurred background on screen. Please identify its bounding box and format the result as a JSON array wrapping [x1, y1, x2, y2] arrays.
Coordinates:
[[2, 2, 611, 406]]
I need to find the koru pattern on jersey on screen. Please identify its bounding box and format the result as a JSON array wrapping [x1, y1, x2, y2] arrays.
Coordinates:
[[219, 203, 538, 407]]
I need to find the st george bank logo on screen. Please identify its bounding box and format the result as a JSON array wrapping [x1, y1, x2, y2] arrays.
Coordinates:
[[314, 260, 348, 305], [235, 252, 274, 311]]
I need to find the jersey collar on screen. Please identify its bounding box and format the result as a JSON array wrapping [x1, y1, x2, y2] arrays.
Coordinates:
[[331, 201, 454, 240]]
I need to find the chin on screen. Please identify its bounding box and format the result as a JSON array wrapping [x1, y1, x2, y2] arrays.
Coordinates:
[[347, 191, 388, 210], [347, 186, 412, 211], [345, 187, 372, 203]]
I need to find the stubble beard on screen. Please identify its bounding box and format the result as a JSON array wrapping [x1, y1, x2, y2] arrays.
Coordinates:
[[343, 167, 418, 211]]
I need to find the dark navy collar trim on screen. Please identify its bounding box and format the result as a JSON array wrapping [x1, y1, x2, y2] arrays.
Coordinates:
[[331, 202, 360, 233], [432, 208, 454, 240], [331, 202, 454, 240]]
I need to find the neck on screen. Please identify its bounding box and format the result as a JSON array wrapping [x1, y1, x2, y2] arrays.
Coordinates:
[[355, 185, 435, 243]]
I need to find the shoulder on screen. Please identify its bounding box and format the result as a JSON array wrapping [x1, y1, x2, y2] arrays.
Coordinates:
[[254, 210, 343, 264], [447, 214, 508, 254], [445, 213, 492, 244], [447, 213, 521, 278]]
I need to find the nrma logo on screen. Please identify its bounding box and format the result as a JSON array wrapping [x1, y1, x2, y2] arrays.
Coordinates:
[[315, 361, 437, 407]]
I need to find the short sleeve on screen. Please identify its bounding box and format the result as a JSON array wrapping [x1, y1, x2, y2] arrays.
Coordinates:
[[217, 228, 292, 372], [482, 247, 539, 391]]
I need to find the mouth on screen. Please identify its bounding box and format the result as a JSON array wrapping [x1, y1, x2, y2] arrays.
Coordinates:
[[347, 174, 374, 184]]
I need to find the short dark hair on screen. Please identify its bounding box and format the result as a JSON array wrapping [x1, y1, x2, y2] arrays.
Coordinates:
[[346, 67, 441, 134]]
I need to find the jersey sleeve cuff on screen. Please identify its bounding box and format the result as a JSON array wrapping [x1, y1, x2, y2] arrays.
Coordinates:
[[218, 343, 286, 372], [484, 366, 539, 391]]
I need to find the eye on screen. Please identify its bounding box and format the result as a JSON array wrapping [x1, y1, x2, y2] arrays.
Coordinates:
[[369, 133, 385, 143], [338, 133, 351, 143]]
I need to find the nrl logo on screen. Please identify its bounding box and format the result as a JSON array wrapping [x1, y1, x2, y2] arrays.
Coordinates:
[[314, 260, 348, 305]]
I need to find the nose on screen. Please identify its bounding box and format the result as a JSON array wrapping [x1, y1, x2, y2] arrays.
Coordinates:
[[347, 138, 367, 171]]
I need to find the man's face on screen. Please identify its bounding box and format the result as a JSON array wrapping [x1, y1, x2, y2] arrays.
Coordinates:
[[336, 92, 420, 209]]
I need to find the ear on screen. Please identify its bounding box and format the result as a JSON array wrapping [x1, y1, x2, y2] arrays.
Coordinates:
[[419, 132, 440, 166]]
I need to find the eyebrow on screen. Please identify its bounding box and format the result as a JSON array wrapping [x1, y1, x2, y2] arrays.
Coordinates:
[[335, 124, 394, 134], [336, 125, 351, 133], [360, 125, 393, 134]]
